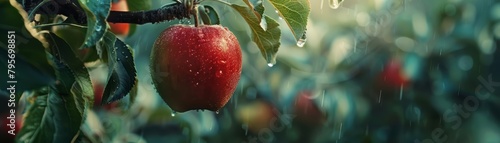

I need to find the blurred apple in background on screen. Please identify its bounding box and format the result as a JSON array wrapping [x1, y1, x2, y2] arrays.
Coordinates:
[[109, 0, 130, 37], [236, 100, 277, 134], [293, 91, 326, 126], [377, 58, 410, 89]]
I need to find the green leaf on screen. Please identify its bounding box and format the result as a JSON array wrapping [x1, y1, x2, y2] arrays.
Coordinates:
[[45, 33, 94, 112], [228, 4, 281, 65], [198, 5, 220, 25], [126, 0, 151, 11], [268, 0, 310, 41], [52, 24, 100, 62], [99, 32, 137, 104], [78, 0, 111, 48], [248, 0, 265, 16], [16, 87, 82, 142]]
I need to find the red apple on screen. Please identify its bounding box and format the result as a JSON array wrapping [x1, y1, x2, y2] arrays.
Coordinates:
[[109, 0, 130, 36], [150, 24, 242, 112], [378, 59, 409, 88]]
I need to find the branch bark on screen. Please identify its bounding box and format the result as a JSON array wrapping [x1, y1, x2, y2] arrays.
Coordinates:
[[106, 3, 192, 24], [20, 0, 193, 25]]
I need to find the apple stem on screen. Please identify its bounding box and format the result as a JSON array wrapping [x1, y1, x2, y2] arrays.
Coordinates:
[[193, 0, 200, 27]]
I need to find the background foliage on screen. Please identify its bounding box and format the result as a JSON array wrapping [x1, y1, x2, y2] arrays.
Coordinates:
[[1, 0, 500, 142]]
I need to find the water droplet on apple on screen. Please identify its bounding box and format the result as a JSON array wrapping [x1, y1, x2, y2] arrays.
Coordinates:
[[216, 70, 223, 77], [296, 31, 307, 47], [329, 0, 344, 9]]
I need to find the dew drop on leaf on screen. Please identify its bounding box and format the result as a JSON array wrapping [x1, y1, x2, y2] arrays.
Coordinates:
[[267, 63, 274, 67], [95, 25, 102, 31], [215, 110, 220, 114], [171, 112, 176, 117], [296, 31, 307, 47], [329, 0, 344, 9]]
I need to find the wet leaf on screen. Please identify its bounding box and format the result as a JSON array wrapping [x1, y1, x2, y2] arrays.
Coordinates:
[[78, 0, 111, 48], [227, 3, 281, 65], [99, 32, 137, 104], [268, 0, 310, 41]]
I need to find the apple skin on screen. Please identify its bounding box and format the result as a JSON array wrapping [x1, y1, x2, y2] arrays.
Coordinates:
[[109, 0, 130, 36], [150, 24, 242, 112]]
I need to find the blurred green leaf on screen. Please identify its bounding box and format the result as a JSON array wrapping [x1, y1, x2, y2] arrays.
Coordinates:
[[268, 0, 310, 41], [16, 87, 82, 142], [126, 0, 150, 11], [228, 4, 281, 65], [78, 0, 111, 48], [199, 5, 220, 25], [99, 32, 137, 104]]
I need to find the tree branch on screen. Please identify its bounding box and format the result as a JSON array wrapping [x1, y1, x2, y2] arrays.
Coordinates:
[[20, 0, 194, 25], [106, 2, 192, 24]]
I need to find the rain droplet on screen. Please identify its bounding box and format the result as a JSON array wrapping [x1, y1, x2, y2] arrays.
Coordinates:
[[242, 124, 249, 135], [171, 112, 176, 117], [267, 63, 274, 67], [378, 90, 382, 103], [275, 10, 279, 14], [329, 0, 344, 9], [296, 31, 307, 47], [266, 54, 277, 67], [95, 25, 102, 31], [215, 110, 220, 114], [216, 70, 223, 77], [399, 84, 404, 100]]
